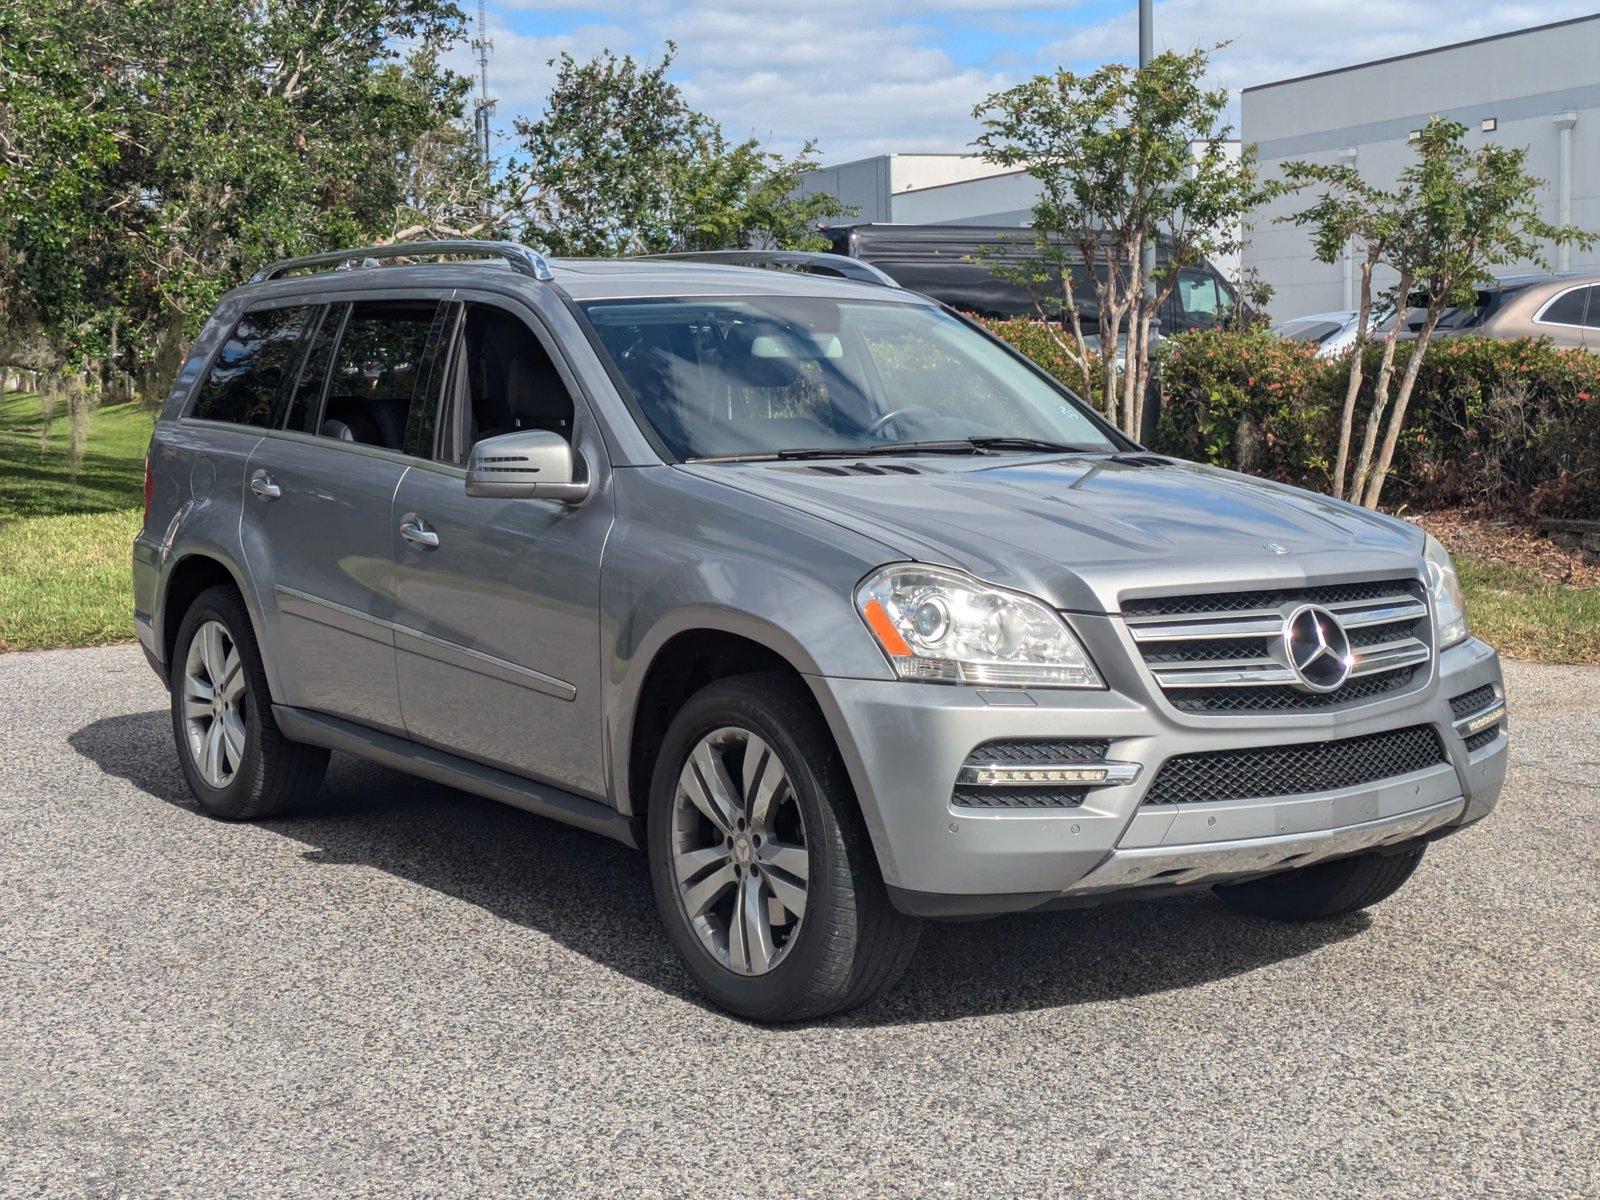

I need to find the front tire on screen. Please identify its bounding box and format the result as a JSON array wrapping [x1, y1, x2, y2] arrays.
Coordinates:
[[170, 585, 328, 820], [647, 672, 921, 1022], [1213, 845, 1426, 921]]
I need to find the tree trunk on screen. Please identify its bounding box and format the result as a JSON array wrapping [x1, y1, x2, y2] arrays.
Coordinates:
[[1349, 269, 1413, 503], [1331, 255, 1377, 501], [1098, 299, 1124, 424], [1362, 305, 1445, 509], [1120, 293, 1143, 436]]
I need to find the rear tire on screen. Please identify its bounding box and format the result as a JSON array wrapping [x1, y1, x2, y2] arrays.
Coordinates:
[[646, 671, 921, 1022], [170, 585, 328, 820], [1213, 845, 1426, 921]]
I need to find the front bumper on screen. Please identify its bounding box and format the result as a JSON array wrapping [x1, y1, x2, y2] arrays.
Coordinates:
[[809, 629, 1507, 916]]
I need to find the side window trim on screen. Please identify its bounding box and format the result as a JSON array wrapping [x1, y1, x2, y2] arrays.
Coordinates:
[[1534, 283, 1592, 329], [403, 301, 461, 460], [280, 303, 336, 430]]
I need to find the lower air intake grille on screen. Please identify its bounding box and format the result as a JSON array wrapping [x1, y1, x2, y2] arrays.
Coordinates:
[[952, 787, 1087, 809], [1450, 684, 1497, 718], [1463, 726, 1502, 753], [950, 739, 1110, 809], [1143, 725, 1447, 806]]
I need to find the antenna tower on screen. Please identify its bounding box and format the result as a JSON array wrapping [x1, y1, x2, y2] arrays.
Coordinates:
[[472, 0, 496, 165]]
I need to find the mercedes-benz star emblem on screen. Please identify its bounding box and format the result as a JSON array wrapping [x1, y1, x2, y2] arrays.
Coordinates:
[[1283, 604, 1353, 692]]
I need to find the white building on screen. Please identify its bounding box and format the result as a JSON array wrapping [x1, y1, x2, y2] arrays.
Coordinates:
[[1243, 14, 1600, 320]]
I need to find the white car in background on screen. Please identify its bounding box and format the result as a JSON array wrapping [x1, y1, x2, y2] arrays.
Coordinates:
[[1272, 310, 1365, 357]]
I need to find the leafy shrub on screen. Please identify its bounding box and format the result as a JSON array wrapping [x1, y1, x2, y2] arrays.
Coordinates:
[[984, 319, 1600, 519], [979, 317, 1103, 408]]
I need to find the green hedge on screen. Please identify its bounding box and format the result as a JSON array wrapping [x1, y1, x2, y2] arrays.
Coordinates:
[[984, 319, 1600, 519]]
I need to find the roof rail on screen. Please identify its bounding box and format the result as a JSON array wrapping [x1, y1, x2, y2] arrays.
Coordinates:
[[250, 239, 554, 285], [635, 250, 900, 288]]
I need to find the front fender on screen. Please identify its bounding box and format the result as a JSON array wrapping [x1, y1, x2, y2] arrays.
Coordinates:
[[601, 466, 902, 815]]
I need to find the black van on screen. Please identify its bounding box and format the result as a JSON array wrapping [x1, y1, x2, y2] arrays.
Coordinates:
[[825, 223, 1240, 337]]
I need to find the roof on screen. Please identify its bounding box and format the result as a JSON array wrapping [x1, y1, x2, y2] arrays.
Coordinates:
[[1243, 13, 1600, 93], [226, 255, 926, 309]]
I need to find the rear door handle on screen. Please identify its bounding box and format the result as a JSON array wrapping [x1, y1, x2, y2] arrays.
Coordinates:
[[249, 470, 281, 500], [400, 515, 439, 549]]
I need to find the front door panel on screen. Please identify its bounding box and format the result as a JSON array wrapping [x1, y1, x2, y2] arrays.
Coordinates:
[[389, 460, 612, 798], [242, 436, 408, 732]]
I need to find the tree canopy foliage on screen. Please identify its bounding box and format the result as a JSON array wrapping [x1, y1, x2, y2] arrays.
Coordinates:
[[1285, 117, 1592, 508], [0, 0, 469, 384], [1, 20, 843, 392], [974, 46, 1271, 435], [511, 45, 846, 257]]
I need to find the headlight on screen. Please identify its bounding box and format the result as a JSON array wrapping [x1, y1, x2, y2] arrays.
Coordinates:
[[1424, 534, 1469, 648], [855, 564, 1103, 688]]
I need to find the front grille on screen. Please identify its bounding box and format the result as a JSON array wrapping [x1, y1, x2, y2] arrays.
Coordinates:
[[1450, 684, 1497, 718], [1122, 579, 1408, 617], [1122, 577, 1433, 715], [950, 739, 1109, 809], [1169, 667, 1419, 714], [1143, 725, 1447, 805]]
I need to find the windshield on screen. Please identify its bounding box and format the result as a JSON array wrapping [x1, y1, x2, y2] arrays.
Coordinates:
[[579, 296, 1120, 461]]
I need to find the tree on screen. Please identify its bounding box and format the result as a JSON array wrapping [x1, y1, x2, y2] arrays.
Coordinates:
[[1279, 164, 1407, 501], [511, 44, 848, 257], [973, 47, 1271, 436], [1352, 120, 1589, 508], [0, 0, 470, 393]]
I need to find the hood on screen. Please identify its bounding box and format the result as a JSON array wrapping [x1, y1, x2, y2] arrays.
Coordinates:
[[682, 454, 1427, 613]]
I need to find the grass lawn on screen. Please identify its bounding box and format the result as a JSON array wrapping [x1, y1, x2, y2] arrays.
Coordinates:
[[1454, 557, 1600, 664], [0, 385, 1596, 663], [0, 391, 154, 651]]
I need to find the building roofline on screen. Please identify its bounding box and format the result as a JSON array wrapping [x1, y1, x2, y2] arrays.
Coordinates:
[[1243, 13, 1600, 93]]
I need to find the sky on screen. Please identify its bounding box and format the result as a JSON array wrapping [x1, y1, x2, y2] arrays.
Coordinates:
[[455, 0, 1597, 165]]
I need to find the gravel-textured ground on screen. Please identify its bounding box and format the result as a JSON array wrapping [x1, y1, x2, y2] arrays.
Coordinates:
[[2, 646, 1596, 1199]]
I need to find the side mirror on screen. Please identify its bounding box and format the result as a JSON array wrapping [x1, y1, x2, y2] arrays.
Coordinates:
[[465, 429, 590, 504]]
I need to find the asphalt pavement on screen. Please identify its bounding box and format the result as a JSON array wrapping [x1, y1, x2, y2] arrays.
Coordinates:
[[1, 645, 1596, 1199]]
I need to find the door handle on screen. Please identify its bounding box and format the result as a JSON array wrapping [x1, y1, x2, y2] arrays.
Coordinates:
[[400, 515, 440, 549], [249, 471, 281, 500]]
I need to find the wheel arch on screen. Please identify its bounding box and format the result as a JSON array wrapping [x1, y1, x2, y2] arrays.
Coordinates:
[[158, 553, 265, 692], [617, 616, 837, 822]]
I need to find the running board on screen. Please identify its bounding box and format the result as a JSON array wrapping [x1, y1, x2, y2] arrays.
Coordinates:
[[273, 705, 639, 849]]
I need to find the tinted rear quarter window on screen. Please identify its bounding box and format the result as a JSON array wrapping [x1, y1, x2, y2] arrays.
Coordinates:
[[190, 305, 314, 427], [1538, 287, 1589, 327]]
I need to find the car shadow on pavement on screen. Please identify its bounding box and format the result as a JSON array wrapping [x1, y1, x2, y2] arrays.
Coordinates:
[[71, 710, 1369, 1028]]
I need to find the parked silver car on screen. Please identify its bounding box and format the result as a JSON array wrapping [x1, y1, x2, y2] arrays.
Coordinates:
[[135, 241, 1507, 1020]]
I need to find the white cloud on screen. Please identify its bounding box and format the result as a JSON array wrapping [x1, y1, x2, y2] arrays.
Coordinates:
[[1046, 0, 1595, 107], [472, 1, 1598, 164]]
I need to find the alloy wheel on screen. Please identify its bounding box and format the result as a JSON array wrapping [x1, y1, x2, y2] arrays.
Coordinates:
[[182, 620, 248, 789], [670, 726, 810, 976]]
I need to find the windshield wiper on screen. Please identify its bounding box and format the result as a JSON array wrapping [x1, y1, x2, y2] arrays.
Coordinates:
[[688, 442, 986, 463], [963, 436, 1104, 454], [686, 437, 1104, 464]]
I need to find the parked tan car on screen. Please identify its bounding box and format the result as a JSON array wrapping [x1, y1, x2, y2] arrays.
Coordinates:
[[1391, 272, 1600, 348]]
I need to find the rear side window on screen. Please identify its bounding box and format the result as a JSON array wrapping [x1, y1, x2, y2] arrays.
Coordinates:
[[190, 305, 314, 427], [317, 301, 442, 452]]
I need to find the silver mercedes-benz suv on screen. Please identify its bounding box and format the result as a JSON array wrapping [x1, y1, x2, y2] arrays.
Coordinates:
[[134, 240, 1508, 1021]]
